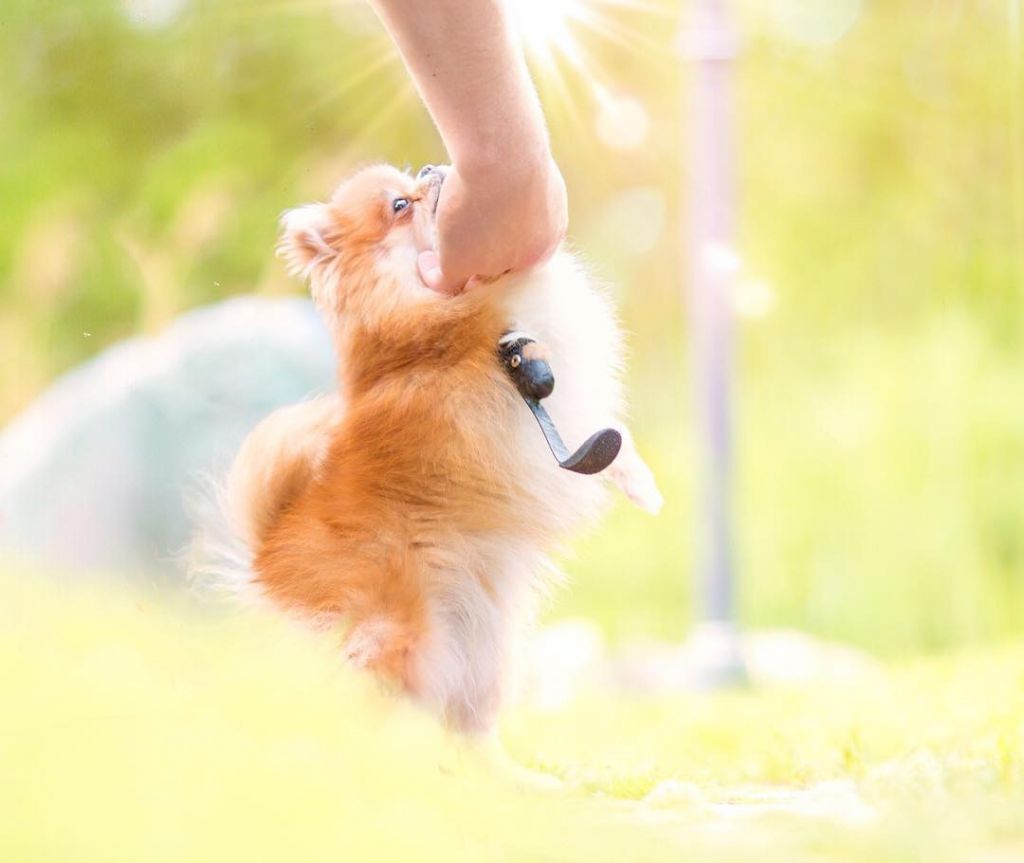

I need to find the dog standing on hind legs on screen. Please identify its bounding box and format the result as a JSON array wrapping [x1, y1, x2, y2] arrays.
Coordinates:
[[213, 163, 661, 736]]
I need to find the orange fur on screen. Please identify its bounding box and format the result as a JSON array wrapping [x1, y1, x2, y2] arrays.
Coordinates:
[[226, 395, 341, 546], [226, 164, 659, 731]]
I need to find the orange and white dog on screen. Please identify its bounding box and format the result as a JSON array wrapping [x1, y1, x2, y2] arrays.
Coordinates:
[[218, 164, 660, 733]]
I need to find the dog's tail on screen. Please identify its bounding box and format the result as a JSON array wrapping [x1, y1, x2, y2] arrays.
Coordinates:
[[185, 469, 260, 604], [186, 395, 341, 604]]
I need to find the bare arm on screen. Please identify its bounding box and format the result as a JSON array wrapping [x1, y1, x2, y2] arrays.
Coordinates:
[[371, 0, 567, 292]]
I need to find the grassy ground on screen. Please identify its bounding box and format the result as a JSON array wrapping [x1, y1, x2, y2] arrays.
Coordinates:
[[3, 566, 1022, 862]]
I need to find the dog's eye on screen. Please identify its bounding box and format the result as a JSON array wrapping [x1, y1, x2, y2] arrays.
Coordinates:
[[392, 198, 411, 213]]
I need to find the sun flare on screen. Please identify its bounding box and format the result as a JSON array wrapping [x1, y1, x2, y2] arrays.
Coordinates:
[[508, 0, 587, 66]]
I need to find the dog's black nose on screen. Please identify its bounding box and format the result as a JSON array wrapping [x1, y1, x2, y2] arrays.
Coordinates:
[[417, 165, 435, 179]]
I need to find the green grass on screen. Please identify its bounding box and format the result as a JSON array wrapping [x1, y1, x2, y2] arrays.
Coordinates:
[[3, 567, 1022, 862]]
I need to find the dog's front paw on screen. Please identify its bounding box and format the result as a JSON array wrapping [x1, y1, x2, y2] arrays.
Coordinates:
[[608, 428, 663, 514]]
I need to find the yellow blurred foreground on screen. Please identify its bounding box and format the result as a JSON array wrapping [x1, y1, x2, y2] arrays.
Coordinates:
[[2, 566, 1022, 862]]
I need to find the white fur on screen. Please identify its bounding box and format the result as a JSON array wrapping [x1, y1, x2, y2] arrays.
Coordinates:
[[413, 537, 553, 732], [496, 252, 644, 525]]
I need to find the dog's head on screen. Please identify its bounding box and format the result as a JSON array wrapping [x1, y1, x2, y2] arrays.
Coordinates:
[[278, 164, 446, 327]]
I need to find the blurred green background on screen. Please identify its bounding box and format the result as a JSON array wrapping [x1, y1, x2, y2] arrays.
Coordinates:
[[1, 0, 1022, 656]]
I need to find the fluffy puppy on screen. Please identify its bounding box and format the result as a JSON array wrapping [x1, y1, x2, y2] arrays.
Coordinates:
[[225, 164, 660, 733]]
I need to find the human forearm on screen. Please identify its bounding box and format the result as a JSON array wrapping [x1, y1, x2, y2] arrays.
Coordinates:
[[370, 0, 566, 290], [370, 0, 550, 174]]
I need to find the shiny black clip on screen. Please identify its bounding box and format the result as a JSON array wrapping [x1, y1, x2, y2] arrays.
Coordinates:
[[498, 333, 621, 475]]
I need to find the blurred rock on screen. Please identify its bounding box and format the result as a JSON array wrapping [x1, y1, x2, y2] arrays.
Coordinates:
[[609, 626, 879, 693], [0, 296, 333, 588], [742, 628, 880, 685], [518, 620, 879, 706]]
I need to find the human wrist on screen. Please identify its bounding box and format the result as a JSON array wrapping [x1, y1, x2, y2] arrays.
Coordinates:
[[446, 76, 551, 183], [452, 133, 552, 187]]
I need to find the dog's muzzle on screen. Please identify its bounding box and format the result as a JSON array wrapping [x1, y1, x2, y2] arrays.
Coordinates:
[[417, 164, 448, 213]]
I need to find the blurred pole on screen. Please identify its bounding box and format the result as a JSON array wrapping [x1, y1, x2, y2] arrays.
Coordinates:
[[680, 0, 746, 686]]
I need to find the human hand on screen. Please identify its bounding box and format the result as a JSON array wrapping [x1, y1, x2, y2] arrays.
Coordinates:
[[417, 155, 568, 294]]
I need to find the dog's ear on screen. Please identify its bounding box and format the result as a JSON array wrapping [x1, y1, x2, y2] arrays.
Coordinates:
[[277, 203, 337, 280]]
